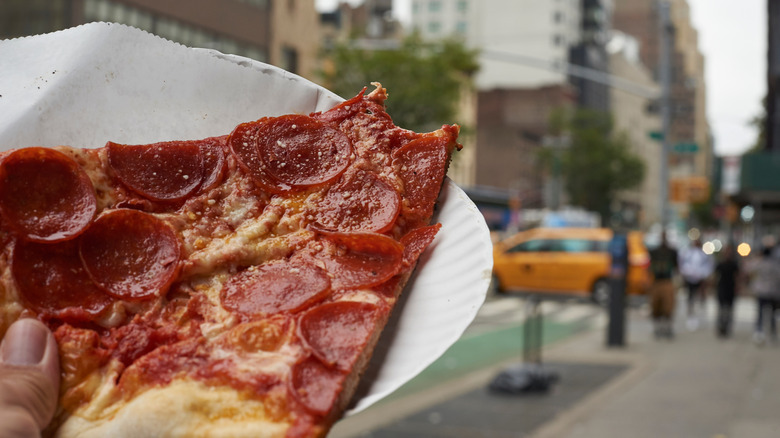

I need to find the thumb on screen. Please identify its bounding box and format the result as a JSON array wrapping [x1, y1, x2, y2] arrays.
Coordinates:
[[0, 318, 60, 437]]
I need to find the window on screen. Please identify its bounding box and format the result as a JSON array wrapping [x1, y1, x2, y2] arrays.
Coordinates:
[[126, 8, 153, 31], [281, 46, 299, 74], [558, 239, 605, 253], [455, 21, 467, 34], [457, 0, 468, 13], [239, 0, 269, 8], [509, 238, 607, 253], [428, 21, 441, 34], [429, 0, 442, 12], [509, 240, 553, 253], [242, 47, 267, 63]]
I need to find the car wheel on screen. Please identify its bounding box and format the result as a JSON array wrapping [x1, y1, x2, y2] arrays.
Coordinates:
[[591, 279, 611, 306]]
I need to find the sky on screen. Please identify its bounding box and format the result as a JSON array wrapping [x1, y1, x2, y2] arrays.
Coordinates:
[[687, 0, 766, 156], [315, 0, 766, 157]]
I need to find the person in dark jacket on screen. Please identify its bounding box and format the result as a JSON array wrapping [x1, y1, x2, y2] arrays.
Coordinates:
[[714, 246, 740, 338], [649, 232, 678, 339], [746, 246, 780, 345]]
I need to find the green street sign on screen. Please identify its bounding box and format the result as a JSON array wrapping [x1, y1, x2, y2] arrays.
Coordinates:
[[672, 142, 699, 153], [648, 131, 664, 141]]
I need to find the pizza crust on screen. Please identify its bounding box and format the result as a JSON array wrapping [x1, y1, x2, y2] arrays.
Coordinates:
[[56, 380, 293, 438]]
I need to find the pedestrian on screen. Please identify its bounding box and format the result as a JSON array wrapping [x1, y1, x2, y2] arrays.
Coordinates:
[[649, 232, 678, 339], [678, 237, 714, 330], [714, 245, 740, 338], [746, 246, 780, 345]]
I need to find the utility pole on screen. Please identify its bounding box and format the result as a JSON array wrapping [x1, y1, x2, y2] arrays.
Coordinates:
[[658, 0, 673, 230]]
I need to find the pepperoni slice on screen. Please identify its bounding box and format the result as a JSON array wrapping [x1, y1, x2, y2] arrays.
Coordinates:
[[12, 239, 112, 321], [220, 259, 331, 317], [228, 118, 293, 193], [79, 209, 180, 301], [0, 147, 96, 242], [400, 224, 441, 268], [107, 140, 204, 202], [198, 136, 227, 193], [393, 136, 450, 222], [229, 115, 352, 193], [109, 322, 183, 367], [255, 114, 351, 187], [312, 169, 400, 233], [290, 356, 346, 416], [299, 301, 379, 371], [317, 232, 403, 290]]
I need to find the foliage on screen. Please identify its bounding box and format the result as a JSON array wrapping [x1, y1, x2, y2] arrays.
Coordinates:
[[319, 35, 479, 132], [748, 97, 767, 152], [690, 199, 718, 228], [551, 109, 647, 222]]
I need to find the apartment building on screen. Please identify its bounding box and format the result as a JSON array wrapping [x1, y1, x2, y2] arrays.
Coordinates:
[[412, 0, 582, 90], [608, 33, 662, 227], [613, 0, 712, 221], [0, 0, 321, 81], [412, 0, 620, 213]]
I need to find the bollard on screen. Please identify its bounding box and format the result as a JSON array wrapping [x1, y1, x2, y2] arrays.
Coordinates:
[[606, 232, 628, 347]]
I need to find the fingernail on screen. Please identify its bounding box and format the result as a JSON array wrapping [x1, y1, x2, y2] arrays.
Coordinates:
[[1, 319, 49, 366]]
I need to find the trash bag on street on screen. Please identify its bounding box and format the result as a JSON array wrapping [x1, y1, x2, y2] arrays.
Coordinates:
[[488, 364, 560, 394]]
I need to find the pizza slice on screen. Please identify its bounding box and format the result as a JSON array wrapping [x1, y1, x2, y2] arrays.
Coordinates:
[[0, 84, 461, 438]]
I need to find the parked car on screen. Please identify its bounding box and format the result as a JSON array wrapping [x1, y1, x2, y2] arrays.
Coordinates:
[[491, 227, 651, 304]]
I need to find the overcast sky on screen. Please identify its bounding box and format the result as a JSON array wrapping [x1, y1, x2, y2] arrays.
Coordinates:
[[688, 0, 766, 156], [315, 0, 767, 156]]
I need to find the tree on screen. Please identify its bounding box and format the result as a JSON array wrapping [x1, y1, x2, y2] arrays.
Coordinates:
[[319, 35, 479, 132], [548, 109, 646, 223], [748, 96, 767, 152]]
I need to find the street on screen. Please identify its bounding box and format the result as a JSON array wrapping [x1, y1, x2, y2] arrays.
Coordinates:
[[330, 293, 767, 437], [330, 294, 606, 437]]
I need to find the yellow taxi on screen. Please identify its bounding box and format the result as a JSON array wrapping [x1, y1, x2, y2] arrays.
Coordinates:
[[491, 227, 651, 303]]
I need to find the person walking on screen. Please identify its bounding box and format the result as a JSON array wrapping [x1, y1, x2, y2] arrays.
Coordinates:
[[649, 233, 678, 339], [714, 246, 740, 338], [747, 246, 780, 345], [678, 237, 714, 330]]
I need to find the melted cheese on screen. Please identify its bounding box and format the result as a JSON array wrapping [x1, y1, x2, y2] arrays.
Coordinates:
[[57, 380, 294, 438]]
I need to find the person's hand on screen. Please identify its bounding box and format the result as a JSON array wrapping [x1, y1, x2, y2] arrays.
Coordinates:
[[0, 319, 60, 438]]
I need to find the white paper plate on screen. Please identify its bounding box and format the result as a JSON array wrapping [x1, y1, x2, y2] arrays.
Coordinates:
[[0, 22, 493, 414]]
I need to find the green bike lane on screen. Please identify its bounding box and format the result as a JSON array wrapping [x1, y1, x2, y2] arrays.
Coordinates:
[[378, 311, 597, 403]]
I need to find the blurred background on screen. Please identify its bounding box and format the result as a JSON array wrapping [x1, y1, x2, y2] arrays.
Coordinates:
[[0, 0, 771, 251], [3, 1, 779, 437]]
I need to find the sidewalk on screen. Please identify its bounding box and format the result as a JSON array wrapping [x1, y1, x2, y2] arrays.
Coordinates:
[[533, 295, 780, 438], [331, 295, 780, 437]]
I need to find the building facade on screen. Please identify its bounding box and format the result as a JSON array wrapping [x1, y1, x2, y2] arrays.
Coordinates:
[[1, 0, 321, 81], [569, 0, 613, 112], [411, 0, 582, 90], [320, 0, 403, 49], [608, 33, 662, 227], [475, 85, 577, 209], [613, 0, 711, 223], [411, 0, 625, 215]]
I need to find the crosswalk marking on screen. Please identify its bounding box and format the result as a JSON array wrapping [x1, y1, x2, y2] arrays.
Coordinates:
[[469, 297, 600, 337], [476, 297, 524, 317], [467, 295, 764, 342], [554, 305, 596, 323]]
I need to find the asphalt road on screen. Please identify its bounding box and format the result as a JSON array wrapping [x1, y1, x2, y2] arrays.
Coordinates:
[[330, 295, 607, 437]]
